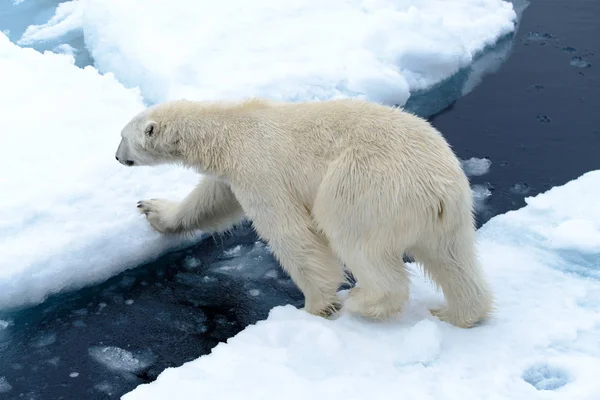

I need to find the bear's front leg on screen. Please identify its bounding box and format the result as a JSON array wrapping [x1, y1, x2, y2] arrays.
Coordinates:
[[137, 178, 245, 235], [247, 201, 346, 317]]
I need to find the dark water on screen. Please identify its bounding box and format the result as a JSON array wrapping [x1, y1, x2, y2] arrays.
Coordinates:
[[429, 0, 600, 225], [0, 223, 306, 399], [1, 0, 599, 399]]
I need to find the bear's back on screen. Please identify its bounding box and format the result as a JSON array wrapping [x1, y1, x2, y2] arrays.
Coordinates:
[[251, 98, 453, 165]]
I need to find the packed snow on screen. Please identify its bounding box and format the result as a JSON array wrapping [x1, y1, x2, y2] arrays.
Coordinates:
[[0, 33, 201, 311], [21, 0, 516, 105], [124, 170, 600, 400]]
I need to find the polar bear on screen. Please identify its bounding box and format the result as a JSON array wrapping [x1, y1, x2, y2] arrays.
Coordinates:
[[115, 98, 493, 328]]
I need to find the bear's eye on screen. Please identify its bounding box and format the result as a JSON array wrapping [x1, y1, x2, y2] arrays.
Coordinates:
[[145, 124, 154, 136]]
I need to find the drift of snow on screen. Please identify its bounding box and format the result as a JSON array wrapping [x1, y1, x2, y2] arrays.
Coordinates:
[[0, 33, 201, 311], [22, 0, 516, 105], [124, 170, 600, 400]]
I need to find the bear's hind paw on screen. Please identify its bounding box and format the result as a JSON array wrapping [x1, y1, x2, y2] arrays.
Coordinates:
[[429, 306, 488, 328], [302, 300, 342, 319]]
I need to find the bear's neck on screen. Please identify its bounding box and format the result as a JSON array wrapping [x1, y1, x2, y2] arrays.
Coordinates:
[[153, 99, 265, 180], [175, 118, 236, 180]]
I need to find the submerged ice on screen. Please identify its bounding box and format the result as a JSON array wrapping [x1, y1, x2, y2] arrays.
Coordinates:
[[88, 346, 157, 374], [0, 376, 12, 394]]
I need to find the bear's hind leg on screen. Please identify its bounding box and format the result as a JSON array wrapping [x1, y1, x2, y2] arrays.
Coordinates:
[[311, 152, 412, 320], [138, 178, 245, 234], [334, 244, 410, 320], [410, 229, 494, 328]]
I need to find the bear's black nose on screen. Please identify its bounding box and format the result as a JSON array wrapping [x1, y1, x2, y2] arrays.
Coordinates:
[[125, 160, 134, 166], [115, 156, 120, 161]]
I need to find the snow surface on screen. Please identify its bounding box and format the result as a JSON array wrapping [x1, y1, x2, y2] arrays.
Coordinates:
[[124, 170, 600, 400], [21, 0, 517, 105], [0, 33, 201, 311]]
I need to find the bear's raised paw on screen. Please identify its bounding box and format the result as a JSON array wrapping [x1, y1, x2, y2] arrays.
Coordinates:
[[137, 199, 180, 234]]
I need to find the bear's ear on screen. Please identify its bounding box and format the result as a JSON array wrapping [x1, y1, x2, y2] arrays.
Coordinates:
[[144, 120, 158, 137]]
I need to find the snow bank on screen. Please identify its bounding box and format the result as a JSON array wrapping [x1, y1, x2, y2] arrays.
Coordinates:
[[124, 170, 600, 400], [22, 0, 516, 105], [0, 33, 201, 311]]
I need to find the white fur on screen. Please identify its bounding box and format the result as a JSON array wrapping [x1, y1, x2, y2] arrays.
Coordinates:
[[115, 98, 493, 327]]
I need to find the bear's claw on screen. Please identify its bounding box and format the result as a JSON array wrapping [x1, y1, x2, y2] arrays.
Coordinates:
[[137, 200, 150, 215]]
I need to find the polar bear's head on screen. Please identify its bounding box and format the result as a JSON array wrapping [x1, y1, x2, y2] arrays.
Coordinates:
[[115, 107, 179, 167]]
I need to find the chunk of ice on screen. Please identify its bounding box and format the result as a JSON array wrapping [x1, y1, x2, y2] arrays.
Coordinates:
[[89, 346, 157, 374], [461, 157, 492, 177], [0, 376, 12, 393]]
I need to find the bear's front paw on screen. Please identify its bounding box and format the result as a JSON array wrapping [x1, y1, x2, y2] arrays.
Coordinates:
[[137, 199, 180, 234]]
